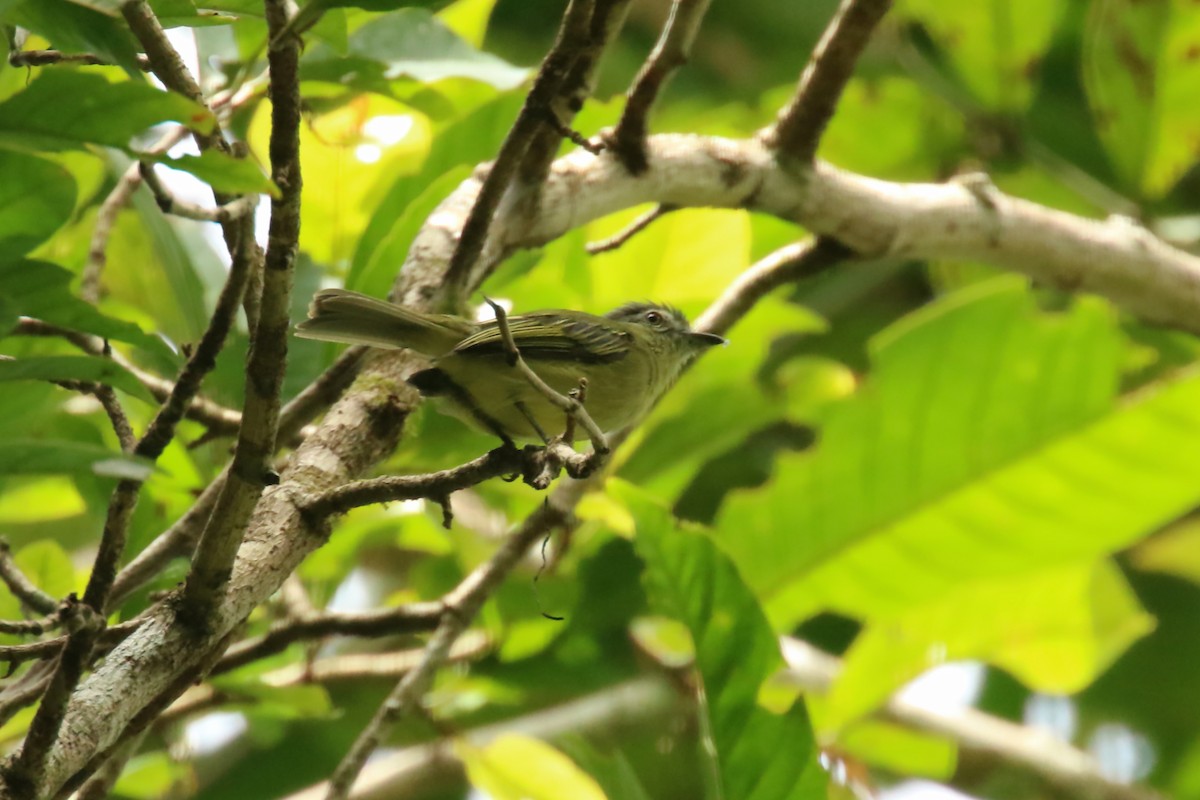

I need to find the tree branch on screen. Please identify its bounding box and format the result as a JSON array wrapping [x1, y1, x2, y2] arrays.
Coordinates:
[[138, 161, 259, 223], [607, 0, 712, 174], [0, 540, 59, 616], [765, 0, 893, 163], [443, 0, 597, 293], [179, 0, 303, 624], [324, 501, 569, 800]]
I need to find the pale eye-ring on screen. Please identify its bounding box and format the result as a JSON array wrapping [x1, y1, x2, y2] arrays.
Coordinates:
[[644, 310, 663, 325]]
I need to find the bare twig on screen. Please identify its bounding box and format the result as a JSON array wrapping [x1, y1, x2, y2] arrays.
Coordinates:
[[7, 49, 151, 70], [608, 0, 712, 174], [138, 162, 259, 223], [765, 0, 893, 163], [514, 0, 634, 190], [0, 541, 58, 616], [298, 447, 525, 521], [779, 638, 1160, 800], [179, 0, 303, 624], [585, 204, 676, 254], [443, 0, 597, 292], [694, 237, 851, 334], [212, 603, 445, 676], [0, 612, 61, 638], [0, 639, 68, 671], [323, 501, 569, 800]]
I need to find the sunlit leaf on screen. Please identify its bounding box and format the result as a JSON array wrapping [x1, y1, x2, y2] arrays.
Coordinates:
[[15, 539, 75, 599], [825, 561, 1154, 730], [1083, 0, 1200, 195], [714, 278, 1131, 625], [901, 0, 1068, 111], [158, 151, 280, 197], [458, 734, 608, 800]]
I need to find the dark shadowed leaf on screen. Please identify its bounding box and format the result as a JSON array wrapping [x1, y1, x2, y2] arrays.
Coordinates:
[[0, 440, 152, 479], [626, 485, 824, 800], [0, 151, 76, 259]]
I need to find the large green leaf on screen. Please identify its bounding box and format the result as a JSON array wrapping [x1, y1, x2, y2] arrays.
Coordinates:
[[1083, 0, 1200, 195], [626, 486, 823, 800], [157, 151, 280, 197], [0, 355, 156, 404], [0, 70, 213, 153], [824, 560, 1154, 731], [900, 0, 1068, 111], [713, 278, 1133, 625], [0, 151, 76, 260], [0, 260, 176, 361]]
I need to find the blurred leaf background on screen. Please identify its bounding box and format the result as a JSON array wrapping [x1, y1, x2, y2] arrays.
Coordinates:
[[3, 0, 1200, 797]]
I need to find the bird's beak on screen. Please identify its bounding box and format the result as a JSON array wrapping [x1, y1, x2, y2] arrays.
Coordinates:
[[689, 331, 727, 348]]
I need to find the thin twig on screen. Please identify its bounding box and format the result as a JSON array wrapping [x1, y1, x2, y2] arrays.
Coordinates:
[[211, 603, 446, 676], [765, 0, 893, 163], [0, 541, 58, 616], [0, 639, 67, 671], [585, 204, 676, 254], [323, 501, 569, 800], [138, 162, 259, 223], [607, 0, 712, 174], [179, 0, 303, 625], [84, 127, 191, 302], [443, 0, 597, 292], [694, 237, 852, 334], [6, 49, 151, 70], [298, 447, 525, 520]]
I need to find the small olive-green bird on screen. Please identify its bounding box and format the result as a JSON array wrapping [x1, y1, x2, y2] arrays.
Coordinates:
[[295, 288, 725, 442]]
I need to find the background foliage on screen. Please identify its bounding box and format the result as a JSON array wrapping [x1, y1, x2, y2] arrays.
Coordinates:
[[2, 0, 1200, 798]]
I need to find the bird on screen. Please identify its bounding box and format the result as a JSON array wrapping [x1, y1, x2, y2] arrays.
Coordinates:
[[294, 288, 726, 443]]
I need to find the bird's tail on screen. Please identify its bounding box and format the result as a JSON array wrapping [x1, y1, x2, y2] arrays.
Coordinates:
[[294, 289, 473, 356]]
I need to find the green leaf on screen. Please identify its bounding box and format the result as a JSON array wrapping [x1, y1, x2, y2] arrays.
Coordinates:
[[0, 151, 76, 259], [112, 752, 185, 800], [825, 561, 1154, 730], [624, 485, 823, 800], [713, 278, 1132, 625], [1083, 0, 1200, 195], [351, 165, 471, 297], [157, 151, 280, 197], [5, 0, 144, 76], [0, 355, 156, 403], [1130, 517, 1200, 584], [300, 8, 527, 92], [0, 260, 176, 361], [350, 90, 523, 285], [458, 734, 608, 800], [0, 70, 214, 153], [0, 440, 152, 479], [900, 0, 1068, 111]]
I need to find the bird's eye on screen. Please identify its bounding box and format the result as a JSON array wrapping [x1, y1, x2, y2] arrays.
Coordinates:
[[644, 310, 663, 325]]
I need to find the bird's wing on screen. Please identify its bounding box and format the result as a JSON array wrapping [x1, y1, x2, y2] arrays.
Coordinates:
[[453, 313, 631, 363]]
